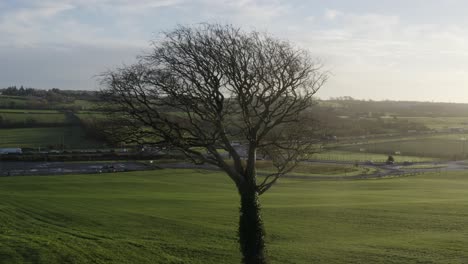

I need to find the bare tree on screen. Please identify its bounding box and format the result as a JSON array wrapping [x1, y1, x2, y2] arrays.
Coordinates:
[[101, 23, 327, 264]]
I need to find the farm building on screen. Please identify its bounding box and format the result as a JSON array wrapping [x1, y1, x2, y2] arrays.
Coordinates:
[[0, 148, 22, 154]]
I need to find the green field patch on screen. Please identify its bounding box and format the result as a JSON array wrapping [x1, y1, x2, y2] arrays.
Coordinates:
[[0, 127, 104, 148], [0, 95, 99, 111], [0, 170, 468, 263], [340, 138, 468, 159], [76, 111, 108, 121], [403, 164, 447, 169], [311, 150, 435, 162], [0, 111, 69, 126], [398, 116, 468, 130], [0, 109, 61, 114], [57, 100, 100, 110], [0, 96, 31, 108], [427, 133, 468, 140], [337, 138, 467, 159], [254, 160, 374, 177]]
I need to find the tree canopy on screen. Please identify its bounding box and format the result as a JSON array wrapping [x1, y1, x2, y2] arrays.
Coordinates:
[[102, 24, 326, 190], [101, 23, 327, 263]]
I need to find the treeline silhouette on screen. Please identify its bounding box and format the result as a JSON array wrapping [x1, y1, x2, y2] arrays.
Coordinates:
[[327, 97, 468, 117], [0, 86, 99, 110]]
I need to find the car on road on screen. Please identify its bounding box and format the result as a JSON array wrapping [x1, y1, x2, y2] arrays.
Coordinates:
[[99, 165, 116, 173]]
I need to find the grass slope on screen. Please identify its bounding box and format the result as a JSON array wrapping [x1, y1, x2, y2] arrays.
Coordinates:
[[1, 170, 468, 263]]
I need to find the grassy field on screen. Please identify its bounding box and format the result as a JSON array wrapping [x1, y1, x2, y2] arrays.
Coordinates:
[[1, 169, 468, 263], [254, 160, 375, 176], [403, 164, 447, 169], [0, 109, 69, 126], [0, 95, 30, 108], [0, 127, 103, 148], [338, 137, 468, 159], [75, 111, 108, 122], [57, 100, 99, 110], [398, 116, 468, 130], [0, 95, 98, 111], [311, 150, 436, 162], [0, 109, 61, 114]]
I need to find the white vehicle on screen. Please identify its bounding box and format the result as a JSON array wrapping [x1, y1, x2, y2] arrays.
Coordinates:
[[0, 148, 22, 154]]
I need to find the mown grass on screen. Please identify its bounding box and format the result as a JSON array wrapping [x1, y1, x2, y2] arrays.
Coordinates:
[[1, 169, 468, 263], [0, 127, 103, 148]]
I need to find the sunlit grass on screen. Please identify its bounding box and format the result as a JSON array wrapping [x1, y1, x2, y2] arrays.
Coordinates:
[[1, 169, 468, 263]]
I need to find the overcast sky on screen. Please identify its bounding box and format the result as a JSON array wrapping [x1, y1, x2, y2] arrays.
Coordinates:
[[2, 0, 468, 102]]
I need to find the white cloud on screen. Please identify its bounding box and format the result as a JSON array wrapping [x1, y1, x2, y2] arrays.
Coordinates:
[[2, 1, 468, 101], [0, 1, 156, 47], [1, 1, 75, 22], [199, 0, 291, 25], [324, 9, 342, 20], [0, 2, 74, 47], [305, 15, 315, 22], [280, 8, 468, 102], [69, 0, 185, 14]]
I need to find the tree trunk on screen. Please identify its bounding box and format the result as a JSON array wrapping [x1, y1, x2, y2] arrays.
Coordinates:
[[238, 184, 267, 264]]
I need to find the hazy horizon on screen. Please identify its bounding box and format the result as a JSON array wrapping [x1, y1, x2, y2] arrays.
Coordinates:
[[2, 1, 468, 102]]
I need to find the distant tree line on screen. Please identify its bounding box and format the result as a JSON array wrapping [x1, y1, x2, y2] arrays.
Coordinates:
[[2, 86, 70, 102], [2, 86, 36, 96], [1, 86, 99, 102], [0, 86, 100, 111], [325, 98, 468, 117]]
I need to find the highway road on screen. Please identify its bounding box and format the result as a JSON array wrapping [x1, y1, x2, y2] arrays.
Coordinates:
[[1, 159, 466, 180]]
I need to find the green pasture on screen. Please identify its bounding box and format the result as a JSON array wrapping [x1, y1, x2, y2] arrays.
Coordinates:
[[1, 170, 468, 263], [403, 164, 447, 169], [75, 111, 108, 122], [338, 137, 468, 159], [398, 116, 468, 130], [57, 100, 99, 110], [0, 110, 69, 126], [311, 150, 435, 162], [0, 127, 103, 148], [254, 160, 375, 176], [0, 96, 30, 108], [0, 95, 98, 111], [0, 109, 61, 114], [429, 133, 468, 140]]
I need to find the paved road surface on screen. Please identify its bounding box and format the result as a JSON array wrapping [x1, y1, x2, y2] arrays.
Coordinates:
[[159, 160, 468, 180], [0, 161, 151, 176], [1, 160, 467, 180]]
